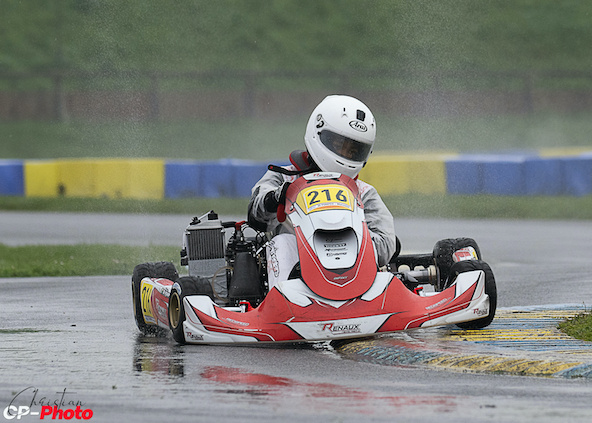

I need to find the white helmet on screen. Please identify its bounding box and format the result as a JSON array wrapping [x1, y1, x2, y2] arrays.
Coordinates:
[[304, 95, 376, 178]]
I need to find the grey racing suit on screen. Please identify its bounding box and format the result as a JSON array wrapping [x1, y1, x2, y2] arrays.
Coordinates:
[[248, 165, 397, 267]]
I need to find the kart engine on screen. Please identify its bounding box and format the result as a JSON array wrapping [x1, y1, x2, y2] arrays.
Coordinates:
[[180, 211, 228, 299], [180, 211, 267, 307]]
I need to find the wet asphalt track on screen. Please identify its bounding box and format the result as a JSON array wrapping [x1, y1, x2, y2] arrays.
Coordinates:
[[1, 212, 592, 422]]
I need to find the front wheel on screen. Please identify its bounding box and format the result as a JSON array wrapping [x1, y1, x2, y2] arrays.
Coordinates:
[[169, 276, 215, 344], [445, 259, 497, 329]]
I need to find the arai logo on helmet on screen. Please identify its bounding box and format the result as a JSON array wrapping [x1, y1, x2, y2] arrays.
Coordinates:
[[349, 120, 367, 132]]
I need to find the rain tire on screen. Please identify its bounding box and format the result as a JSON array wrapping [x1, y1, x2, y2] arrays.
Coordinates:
[[433, 238, 482, 291], [169, 276, 215, 344], [131, 261, 179, 336]]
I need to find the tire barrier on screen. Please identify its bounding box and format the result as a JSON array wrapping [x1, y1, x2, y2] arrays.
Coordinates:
[[22, 159, 164, 199], [0, 159, 24, 196], [165, 159, 272, 198], [0, 152, 590, 199], [358, 153, 449, 195], [446, 152, 592, 196]]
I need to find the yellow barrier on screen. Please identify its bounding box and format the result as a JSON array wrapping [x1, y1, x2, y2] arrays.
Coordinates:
[[359, 153, 453, 195], [58, 160, 97, 197], [93, 159, 165, 199], [24, 160, 60, 197], [124, 159, 164, 199], [539, 147, 591, 157], [24, 159, 165, 200]]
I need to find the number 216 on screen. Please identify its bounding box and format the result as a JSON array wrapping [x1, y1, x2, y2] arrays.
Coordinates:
[[307, 189, 347, 204]]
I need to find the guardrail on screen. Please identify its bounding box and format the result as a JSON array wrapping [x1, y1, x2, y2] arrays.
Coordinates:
[[1, 150, 591, 199]]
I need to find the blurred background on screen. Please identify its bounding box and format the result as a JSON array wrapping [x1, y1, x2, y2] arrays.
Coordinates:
[[1, 0, 592, 161]]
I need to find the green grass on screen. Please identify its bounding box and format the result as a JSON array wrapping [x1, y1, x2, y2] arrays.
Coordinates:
[[383, 194, 592, 220], [559, 313, 592, 342], [0, 328, 58, 334], [3, 112, 592, 161], [0, 244, 181, 277], [0, 196, 249, 215]]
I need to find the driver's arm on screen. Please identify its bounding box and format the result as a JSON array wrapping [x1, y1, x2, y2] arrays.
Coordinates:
[[359, 184, 397, 267], [248, 169, 287, 232]]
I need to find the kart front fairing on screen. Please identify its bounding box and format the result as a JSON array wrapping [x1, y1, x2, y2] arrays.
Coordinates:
[[180, 270, 489, 343], [172, 172, 490, 344]]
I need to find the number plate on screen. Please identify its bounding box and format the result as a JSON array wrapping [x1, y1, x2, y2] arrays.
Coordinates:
[[140, 280, 156, 324], [296, 184, 354, 214]]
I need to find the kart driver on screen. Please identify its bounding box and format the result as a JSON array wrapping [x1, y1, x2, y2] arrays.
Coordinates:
[[248, 95, 397, 290]]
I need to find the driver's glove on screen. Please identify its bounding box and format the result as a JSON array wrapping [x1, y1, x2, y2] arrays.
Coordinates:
[[263, 182, 290, 213]]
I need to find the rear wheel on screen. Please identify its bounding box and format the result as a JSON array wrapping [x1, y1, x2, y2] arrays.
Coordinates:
[[131, 261, 179, 336], [169, 276, 215, 344], [433, 238, 481, 291]]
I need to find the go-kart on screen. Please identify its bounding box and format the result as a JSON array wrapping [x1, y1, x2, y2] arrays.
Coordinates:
[[132, 171, 497, 344]]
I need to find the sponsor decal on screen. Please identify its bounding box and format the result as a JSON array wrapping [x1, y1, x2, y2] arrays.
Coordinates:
[[224, 318, 250, 327], [287, 314, 390, 339], [320, 322, 362, 335], [303, 172, 341, 180], [324, 241, 348, 258], [325, 242, 346, 247], [153, 290, 171, 325], [267, 239, 280, 278], [185, 331, 204, 341], [315, 114, 324, 129], [453, 247, 478, 263], [426, 297, 452, 310], [473, 307, 489, 316], [3, 387, 93, 420], [349, 120, 367, 132], [156, 302, 168, 323], [157, 286, 171, 296]]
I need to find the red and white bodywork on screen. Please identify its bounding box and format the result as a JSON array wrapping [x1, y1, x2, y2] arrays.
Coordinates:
[[140, 172, 491, 344]]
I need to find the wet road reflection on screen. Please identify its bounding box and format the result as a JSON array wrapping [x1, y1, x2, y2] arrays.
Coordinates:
[[133, 335, 185, 377], [131, 334, 461, 417]]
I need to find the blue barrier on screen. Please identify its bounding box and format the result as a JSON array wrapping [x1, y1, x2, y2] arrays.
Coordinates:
[[162, 159, 275, 199], [446, 158, 482, 195], [200, 160, 235, 197], [165, 161, 202, 198], [524, 158, 563, 196], [194, 159, 278, 198], [0, 160, 24, 196], [562, 156, 592, 196], [481, 156, 527, 196], [447, 155, 532, 196], [230, 160, 269, 197], [445, 154, 592, 196]]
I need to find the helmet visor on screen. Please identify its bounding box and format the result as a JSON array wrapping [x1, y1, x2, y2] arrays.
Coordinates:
[[319, 130, 372, 163]]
